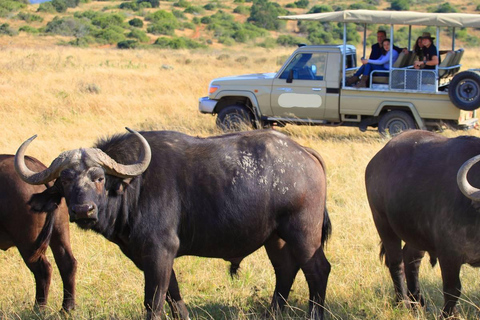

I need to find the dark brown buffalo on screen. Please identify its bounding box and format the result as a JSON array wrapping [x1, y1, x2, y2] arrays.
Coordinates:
[[14, 129, 331, 320], [0, 155, 76, 311], [366, 130, 480, 317]]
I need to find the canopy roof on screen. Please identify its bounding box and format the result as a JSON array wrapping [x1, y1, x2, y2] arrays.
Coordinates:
[[278, 10, 480, 28]]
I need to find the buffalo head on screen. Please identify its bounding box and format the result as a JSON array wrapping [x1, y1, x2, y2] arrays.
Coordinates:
[[15, 128, 151, 228]]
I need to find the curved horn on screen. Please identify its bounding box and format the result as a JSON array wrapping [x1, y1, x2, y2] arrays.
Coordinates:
[[84, 128, 151, 178], [457, 154, 480, 201], [15, 135, 81, 185]]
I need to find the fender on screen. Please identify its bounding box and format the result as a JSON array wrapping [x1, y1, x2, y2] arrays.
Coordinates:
[[213, 90, 262, 126], [374, 101, 426, 130]]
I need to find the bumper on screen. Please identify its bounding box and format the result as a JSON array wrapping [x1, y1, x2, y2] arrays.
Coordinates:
[[198, 97, 218, 114]]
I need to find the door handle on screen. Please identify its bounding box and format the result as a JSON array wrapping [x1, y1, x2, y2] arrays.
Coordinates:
[[277, 88, 292, 92], [312, 88, 322, 91]]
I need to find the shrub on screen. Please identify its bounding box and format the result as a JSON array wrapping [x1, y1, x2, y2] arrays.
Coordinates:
[[147, 22, 176, 35], [172, 9, 185, 19], [91, 13, 126, 29], [19, 25, 39, 33], [389, 0, 409, 11], [294, 0, 309, 9], [117, 39, 138, 48], [145, 10, 177, 24], [119, 1, 138, 10], [257, 37, 276, 48], [307, 4, 333, 13], [277, 34, 309, 46], [16, 12, 44, 22], [233, 5, 249, 14], [173, 0, 189, 8], [127, 28, 149, 42], [94, 26, 126, 44], [203, 3, 216, 10], [184, 5, 204, 14], [128, 18, 143, 27], [432, 2, 458, 13], [45, 16, 93, 37], [0, 23, 17, 36], [248, 0, 287, 31], [154, 36, 206, 49], [138, 0, 159, 8], [37, 2, 56, 13], [0, 0, 26, 16], [52, 0, 68, 13]]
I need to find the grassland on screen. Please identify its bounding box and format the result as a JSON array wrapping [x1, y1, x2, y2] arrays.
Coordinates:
[[1, 36, 480, 320]]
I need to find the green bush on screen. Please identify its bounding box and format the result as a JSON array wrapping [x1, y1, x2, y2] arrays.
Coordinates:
[[119, 1, 138, 10], [128, 18, 143, 27], [183, 21, 195, 29], [147, 22, 176, 35], [0, 23, 17, 36], [307, 4, 333, 13], [203, 3, 216, 10], [248, 0, 288, 31], [45, 16, 93, 37], [173, 0, 189, 8], [389, 0, 409, 11], [138, 0, 159, 8], [257, 37, 276, 48], [154, 36, 206, 49], [117, 39, 138, 48], [233, 5, 249, 14], [184, 5, 204, 14], [91, 13, 126, 29], [19, 25, 39, 33], [37, 2, 56, 13], [127, 28, 149, 42], [277, 34, 309, 46], [432, 2, 458, 13], [172, 9, 185, 19], [52, 0, 68, 13], [294, 0, 309, 9], [0, 0, 26, 17], [16, 12, 44, 23], [94, 26, 126, 44], [145, 10, 177, 24], [348, 2, 377, 10]]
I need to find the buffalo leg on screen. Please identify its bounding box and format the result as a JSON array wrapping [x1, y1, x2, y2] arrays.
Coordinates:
[[50, 225, 77, 312], [371, 210, 407, 304], [19, 247, 52, 308], [264, 235, 300, 315], [438, 257, 462, 318], [300, 248, 330, 320], [402, 244, 425, 307], [166, 269, 189, 320], [143, 243, 177, 320]]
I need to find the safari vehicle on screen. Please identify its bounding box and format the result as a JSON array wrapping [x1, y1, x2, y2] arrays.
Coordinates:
[[199, 10, 480, 136]]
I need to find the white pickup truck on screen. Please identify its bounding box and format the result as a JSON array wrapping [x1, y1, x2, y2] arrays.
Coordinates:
[[199, 10, 479, 136]]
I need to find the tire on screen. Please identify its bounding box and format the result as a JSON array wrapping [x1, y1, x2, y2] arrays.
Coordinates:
[[448, 71, 480, 111], [216, 105, 254, 132], [378, 111, 416, 137]]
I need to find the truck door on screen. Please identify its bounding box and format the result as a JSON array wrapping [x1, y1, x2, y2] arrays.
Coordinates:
[[271, 52, 327, 121]]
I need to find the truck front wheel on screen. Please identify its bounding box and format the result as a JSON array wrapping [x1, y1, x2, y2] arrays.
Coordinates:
[[378, 111, 416, 137], [216, 105, 254, 132]]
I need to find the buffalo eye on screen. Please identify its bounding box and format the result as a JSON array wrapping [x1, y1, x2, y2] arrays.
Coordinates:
[[60, 169, 75, 186]]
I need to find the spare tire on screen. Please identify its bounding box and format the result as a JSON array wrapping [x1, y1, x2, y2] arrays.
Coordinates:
[[448, 71, 480, 111]]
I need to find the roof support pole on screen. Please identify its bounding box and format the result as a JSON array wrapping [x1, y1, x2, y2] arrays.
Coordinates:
[[363, 23, 367, 58], [342, 22, 347, 88], [452, 27, 456, 50], [408, 25, 412, 50]]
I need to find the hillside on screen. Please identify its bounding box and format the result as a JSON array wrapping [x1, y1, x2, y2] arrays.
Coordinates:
[[0, 0, 480, 50]]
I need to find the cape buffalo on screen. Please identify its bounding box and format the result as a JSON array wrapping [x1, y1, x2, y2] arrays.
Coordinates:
[[14, 128, 331, 320], [366, 129, 480, 317], [0, 155, 76, 311]]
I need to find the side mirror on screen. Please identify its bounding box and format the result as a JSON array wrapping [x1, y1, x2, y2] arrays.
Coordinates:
[[287, 69, 294, 83]]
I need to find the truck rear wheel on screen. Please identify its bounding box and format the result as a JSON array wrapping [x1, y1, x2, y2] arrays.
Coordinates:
[[448, 71, 480, 111], [216, 105, 254, 132], [378, 111, 416, 137]]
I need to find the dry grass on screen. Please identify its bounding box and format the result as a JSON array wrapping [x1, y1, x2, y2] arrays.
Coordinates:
[[1, 39, 480, 319]]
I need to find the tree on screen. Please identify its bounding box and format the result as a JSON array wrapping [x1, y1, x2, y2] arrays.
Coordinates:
[[247, 0, 287, 31]]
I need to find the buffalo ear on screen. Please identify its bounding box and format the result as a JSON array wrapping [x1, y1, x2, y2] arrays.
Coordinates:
[[112, 178, 132, 195], [28, 187, 63, 213]]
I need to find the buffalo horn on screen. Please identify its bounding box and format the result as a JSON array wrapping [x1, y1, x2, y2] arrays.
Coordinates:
[[83, 128, 151, 178], [15, 135, 82, 185], [457, 154, 480, 201]]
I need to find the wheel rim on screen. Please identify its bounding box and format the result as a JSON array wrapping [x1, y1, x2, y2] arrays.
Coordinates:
[[385, 118, 410, 136], [455, 79, 480, 103]]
